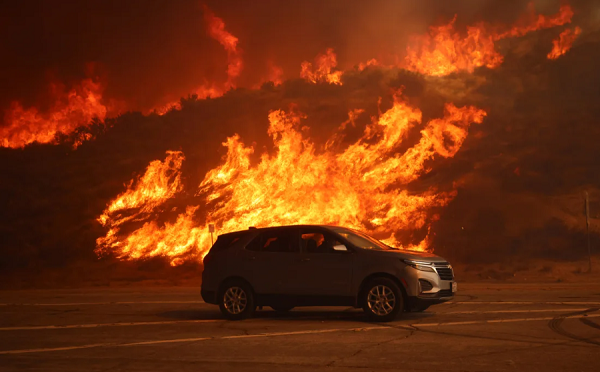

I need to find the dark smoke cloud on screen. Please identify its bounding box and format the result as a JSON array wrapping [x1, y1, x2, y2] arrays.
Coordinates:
[[2, 0, 595, 116]]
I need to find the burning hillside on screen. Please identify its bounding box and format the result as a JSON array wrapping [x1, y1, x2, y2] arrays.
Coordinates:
[[1, 1, 599, 277], [404, 4, 574, 75], [0, 3, 580, 149], [1, 77, 111, 148], [96, 99, 485, 264]]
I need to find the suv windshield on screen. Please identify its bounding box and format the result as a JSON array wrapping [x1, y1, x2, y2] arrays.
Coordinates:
[[330, 227, 396, 251]]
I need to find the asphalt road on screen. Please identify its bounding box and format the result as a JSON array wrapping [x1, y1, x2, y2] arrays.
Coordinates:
[[1, 283, 600, 371]]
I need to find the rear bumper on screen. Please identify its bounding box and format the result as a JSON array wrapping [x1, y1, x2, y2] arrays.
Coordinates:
[[201, 289, 217, 304]]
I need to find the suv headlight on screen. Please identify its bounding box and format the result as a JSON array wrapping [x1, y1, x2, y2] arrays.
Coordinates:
[[401, 259, 436, 273]]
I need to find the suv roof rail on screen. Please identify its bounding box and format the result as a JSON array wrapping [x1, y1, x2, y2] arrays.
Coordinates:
[[248, 226, 257, 230]]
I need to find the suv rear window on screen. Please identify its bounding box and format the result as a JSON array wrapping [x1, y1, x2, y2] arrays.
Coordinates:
[[210, 233, 247, 252]]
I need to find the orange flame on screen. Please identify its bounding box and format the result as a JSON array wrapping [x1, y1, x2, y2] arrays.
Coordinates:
[[496, 4, 574, 39], [96, 150, 185, 253], [300, 48, 344, 85], [547, 26, 582, 59], [203, 5, 242, 89], [1, 78, 108, 148], [151, 6, 239, 115], [97, 97, 486, 265], [152, 84, 224, 115], [405, 4, 574, 76], [266, 62, 284, 85], [357, 59, 379, 71], [405, 17, 503, 76]]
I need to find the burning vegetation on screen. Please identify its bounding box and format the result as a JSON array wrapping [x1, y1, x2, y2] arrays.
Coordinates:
[[152, 6, 242, 115], [300, 48, 344, 85], [1, 1, 599, 276], [1, 77, 110, 148], [547, 26, 582, 59], [404, 4, 574, 76], [97, 99, 485, 264]]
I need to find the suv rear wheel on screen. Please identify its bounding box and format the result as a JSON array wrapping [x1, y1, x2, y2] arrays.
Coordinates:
[[218, 280, 256, 320], [362, 278, 403, 322]]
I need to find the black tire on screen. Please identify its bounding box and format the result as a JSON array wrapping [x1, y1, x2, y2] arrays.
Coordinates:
[[270, 305, 294, 312], [361, 278, 404, 322], [410, 304, 430, 312], [218, 280, 256, 320]]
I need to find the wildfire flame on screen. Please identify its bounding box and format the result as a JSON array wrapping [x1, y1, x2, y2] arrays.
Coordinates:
[[547, 27, 582, 59], [96, 96, 486, 265], [151, 6, 241, 115], [96, 151, 185, 253], [357, 59, 379, 71], [265, 62, 284, 86], [496, 4, 574, 39], [203, 5, 243, 89], [1, 78, 108, 148], [405, 4, 574, 76], [300, 48, 344, 85]]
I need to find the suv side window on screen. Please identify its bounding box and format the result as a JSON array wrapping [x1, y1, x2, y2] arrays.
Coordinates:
[[245, 230, 299, 253], [300, 229, 345, 254]]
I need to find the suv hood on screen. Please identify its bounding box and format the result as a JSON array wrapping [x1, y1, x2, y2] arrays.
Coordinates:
[[372, 249, 449, 263]]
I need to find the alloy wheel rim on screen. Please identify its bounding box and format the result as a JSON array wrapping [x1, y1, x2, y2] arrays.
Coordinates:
[[224, 286, 247, 314], [367, 285, 396, 316]]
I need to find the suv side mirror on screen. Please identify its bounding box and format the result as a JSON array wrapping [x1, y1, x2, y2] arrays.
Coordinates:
[[332, 244, 348, 252]]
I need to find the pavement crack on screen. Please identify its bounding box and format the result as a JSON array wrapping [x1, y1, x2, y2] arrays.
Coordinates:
[[326, 324, 415, 367], [216, 319, 250, 336], [397, 324, 595, 349], [239, 326, 250, 336]]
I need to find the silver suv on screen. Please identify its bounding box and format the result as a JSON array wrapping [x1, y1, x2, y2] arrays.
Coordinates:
[[201, 225, 456, 321]]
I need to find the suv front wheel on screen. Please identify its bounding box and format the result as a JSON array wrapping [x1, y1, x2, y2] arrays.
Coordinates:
[[218, 280, 256, 320], [362, 278, 403, 322]]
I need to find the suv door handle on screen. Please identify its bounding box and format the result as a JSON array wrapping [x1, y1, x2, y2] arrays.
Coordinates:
[[299, 258, 311, 262], [244, 256, 257, 261]]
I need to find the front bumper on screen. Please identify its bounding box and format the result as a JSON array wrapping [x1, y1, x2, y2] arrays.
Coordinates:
[[400, 262, 455, 302], [407, 293, 452, 309], [408, 278, 454, 308]]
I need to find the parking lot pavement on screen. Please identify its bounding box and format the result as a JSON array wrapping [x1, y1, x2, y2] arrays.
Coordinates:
[[1, 283, 600, 371]]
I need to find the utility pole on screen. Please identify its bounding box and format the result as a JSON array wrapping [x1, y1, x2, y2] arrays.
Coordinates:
[[585, 192, 592, 273]]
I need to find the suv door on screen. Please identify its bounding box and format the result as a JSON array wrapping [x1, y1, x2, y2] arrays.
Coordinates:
[[239, 228, 303, 295], [295, 228, 354, 296]]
